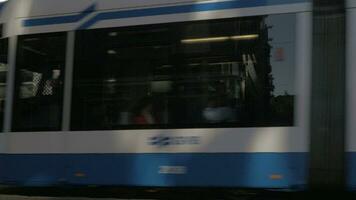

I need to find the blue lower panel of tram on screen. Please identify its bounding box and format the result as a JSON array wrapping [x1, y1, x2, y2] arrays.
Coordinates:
[[0, 153, 307, 188]]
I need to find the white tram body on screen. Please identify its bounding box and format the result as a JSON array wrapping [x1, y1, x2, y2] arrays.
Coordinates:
[[0, 0, 312, 188]]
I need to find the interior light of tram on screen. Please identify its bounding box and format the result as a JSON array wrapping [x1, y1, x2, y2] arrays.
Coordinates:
[[181, 34, 259, 44]]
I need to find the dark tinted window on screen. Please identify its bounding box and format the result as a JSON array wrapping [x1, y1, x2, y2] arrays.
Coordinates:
[[71, 14, 296, 130], [12, 33, 66, 131], [0, 38, 8, 130]]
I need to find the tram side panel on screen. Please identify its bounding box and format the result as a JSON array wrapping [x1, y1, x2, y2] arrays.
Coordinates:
[[0, 0, 311, 188], [347, 3, 356, 190]]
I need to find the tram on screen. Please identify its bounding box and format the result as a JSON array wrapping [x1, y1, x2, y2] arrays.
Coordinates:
[[0, 0, 312, 188]]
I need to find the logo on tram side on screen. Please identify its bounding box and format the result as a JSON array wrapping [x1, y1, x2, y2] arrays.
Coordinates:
[[148, 135, 200, 147]]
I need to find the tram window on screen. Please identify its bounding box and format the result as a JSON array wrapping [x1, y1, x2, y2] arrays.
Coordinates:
[[0, 38, 8, 131], [12, 33, 66, 131], [71, 13, 296, 130]]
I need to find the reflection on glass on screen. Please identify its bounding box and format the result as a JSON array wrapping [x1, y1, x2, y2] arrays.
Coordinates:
[[71, 14, 296, 130], [0, 38, 7, 130], [12, 33, 66, 131]]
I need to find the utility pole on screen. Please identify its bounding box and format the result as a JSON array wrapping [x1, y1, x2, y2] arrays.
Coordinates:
[[309, 0, 346, 191]]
